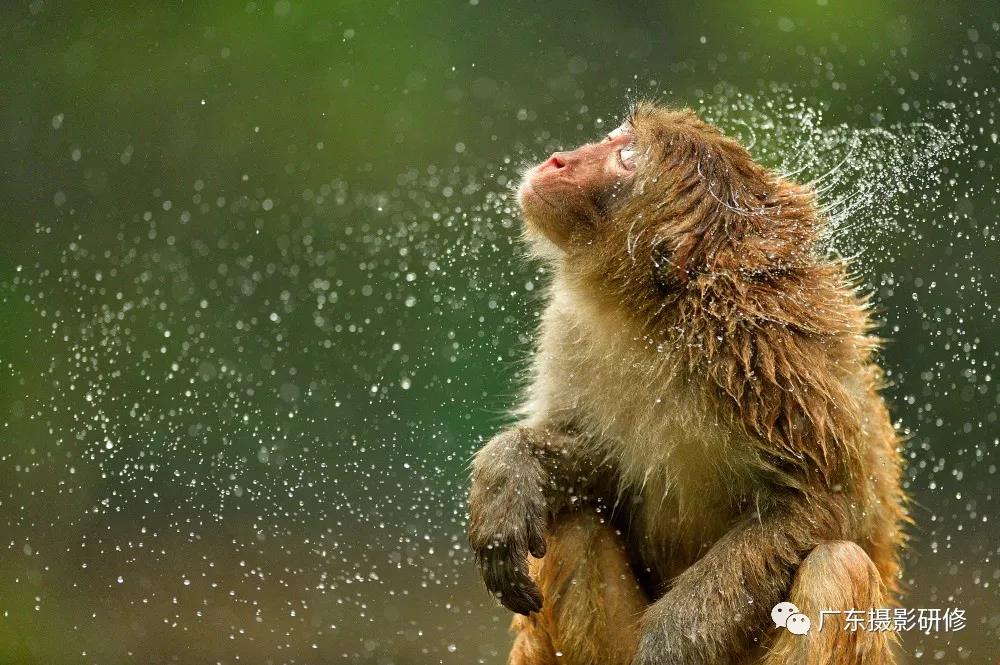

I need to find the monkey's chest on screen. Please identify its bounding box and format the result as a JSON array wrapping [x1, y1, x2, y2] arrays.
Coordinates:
[[529, 304, 754, 573], [593, 388, 748, 564]]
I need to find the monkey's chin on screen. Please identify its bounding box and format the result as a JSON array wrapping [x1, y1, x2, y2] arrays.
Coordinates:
[[515, 177, 543, 213], [516, 180, 567, 257]]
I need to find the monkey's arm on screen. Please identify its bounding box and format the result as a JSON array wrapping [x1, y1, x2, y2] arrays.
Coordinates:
[[468, 425, 611, 615], [633, 492, 848, 665]]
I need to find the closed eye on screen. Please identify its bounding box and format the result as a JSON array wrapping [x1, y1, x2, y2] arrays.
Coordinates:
[[619, 146, 638, 170]]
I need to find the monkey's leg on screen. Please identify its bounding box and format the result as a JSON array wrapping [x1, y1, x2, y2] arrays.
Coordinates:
[[759, 541, 896, 665], [508, 511, 647, 665]]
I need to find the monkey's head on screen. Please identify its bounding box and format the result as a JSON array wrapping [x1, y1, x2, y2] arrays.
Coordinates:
[[517, 101, 821, 311]]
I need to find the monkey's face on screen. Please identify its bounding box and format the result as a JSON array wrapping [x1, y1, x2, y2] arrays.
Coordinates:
[[518, 102, 820, 307], [517, 124, 639, 249]]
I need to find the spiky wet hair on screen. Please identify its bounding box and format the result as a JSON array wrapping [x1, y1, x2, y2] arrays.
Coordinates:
[[558, 101, 894, 497]]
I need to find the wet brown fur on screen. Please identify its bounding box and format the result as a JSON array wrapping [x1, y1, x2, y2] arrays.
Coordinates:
[[469, 102, 908, 665]]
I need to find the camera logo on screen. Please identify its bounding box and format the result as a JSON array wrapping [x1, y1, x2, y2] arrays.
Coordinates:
[[772, 601, 811, 635]]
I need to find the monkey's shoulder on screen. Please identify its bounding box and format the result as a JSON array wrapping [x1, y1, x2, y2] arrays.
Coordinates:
[[525, 279, 892, 490], [527, 288, 752, 465]]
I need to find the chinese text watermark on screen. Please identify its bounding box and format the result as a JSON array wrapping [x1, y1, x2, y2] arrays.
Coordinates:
[[772, 602, 967, 636]]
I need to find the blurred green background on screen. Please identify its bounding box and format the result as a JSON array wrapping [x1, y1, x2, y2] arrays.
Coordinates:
[[0, 2, 997, 664]]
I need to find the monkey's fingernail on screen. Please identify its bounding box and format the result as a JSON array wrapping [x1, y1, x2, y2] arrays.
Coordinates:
[[527, 593, 543, 614]]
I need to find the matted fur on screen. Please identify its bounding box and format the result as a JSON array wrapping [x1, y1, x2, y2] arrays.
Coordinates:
[[508, 512, 647, 665], [471, 102, 908, 664]]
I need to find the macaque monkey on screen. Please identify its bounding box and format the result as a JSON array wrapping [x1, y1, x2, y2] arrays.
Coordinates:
[[468, 102, 907, 665]]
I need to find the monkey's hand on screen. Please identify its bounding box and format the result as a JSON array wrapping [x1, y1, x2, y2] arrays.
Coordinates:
[[632, 503, 812, 665], [468, 427, 549, 615], [631, 553, 774, 665]]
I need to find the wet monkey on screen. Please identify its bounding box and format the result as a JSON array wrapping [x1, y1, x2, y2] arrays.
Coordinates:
[[468, 102, 907, 664]]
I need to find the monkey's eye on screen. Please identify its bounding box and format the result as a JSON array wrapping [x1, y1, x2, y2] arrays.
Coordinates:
[[619, 146, 638, 170]]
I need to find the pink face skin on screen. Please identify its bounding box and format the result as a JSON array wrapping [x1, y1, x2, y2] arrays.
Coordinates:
[[517, 125, 639, 248]]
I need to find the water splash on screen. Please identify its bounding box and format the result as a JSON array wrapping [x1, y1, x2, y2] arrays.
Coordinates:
[[1, 68, 996, 665]]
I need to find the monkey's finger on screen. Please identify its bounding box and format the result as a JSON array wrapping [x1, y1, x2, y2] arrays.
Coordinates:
[[487, 557, 543, 615], [476, 547, 543, 615], [527, 524, 547, 558], [497, 575, 543, 616]]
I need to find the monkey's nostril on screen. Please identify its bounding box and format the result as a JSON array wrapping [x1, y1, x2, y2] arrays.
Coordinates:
[[547, 154, 566, 169]]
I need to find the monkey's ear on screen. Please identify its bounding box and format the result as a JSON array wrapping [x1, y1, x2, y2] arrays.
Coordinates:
[[650, 243, 687, 293]]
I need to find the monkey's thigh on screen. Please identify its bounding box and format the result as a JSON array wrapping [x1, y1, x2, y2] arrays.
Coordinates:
[[758, 541, 896, 665], [508, 511, 647, 665]]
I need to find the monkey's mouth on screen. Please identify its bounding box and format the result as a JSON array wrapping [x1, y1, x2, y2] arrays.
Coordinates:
[[528, 181, 559, 211]]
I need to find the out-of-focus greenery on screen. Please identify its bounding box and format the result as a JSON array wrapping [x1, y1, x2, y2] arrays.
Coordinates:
[[0, 2, 997, 664]]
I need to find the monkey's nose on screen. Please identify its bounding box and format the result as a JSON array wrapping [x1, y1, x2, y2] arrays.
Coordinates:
[[544, 154, 567, 169]]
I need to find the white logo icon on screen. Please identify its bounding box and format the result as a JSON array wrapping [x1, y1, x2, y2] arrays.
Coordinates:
[[772, 601, 811, 635], [771, 601, 799, 628]]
